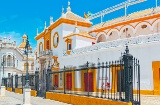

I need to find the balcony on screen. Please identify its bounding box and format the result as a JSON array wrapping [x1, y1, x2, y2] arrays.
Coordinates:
[[38, 50, 53, 59]]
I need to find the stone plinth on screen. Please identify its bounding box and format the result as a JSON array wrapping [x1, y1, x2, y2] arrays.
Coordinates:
[[0, 86, 5, 96], [23, 88, 31, 105]]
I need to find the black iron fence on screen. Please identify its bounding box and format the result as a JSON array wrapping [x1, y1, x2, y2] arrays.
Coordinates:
[[1, 46, 141, 105], [45, 46, 140, 105], [3, 73, 37, 92]]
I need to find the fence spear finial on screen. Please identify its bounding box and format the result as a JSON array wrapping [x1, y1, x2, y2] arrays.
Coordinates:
[[125, 45, 129, 54]]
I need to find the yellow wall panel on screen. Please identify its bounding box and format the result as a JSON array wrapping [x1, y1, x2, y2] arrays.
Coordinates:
[[46, 92, 130, 105]]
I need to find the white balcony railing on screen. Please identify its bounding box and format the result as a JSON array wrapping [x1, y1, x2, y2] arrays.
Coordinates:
[[38, 50, 53, 58], [63, 33, 160, 56]]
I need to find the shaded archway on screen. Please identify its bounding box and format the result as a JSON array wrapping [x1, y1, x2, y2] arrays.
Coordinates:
[[97, 34, 106, 43]]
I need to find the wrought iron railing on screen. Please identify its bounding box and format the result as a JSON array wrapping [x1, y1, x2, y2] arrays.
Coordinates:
[[48, 46, 141, 105], [38, 50, 53, 58]]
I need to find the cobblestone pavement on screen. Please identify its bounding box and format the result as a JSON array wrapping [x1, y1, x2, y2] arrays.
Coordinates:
[[0, 90, 72, 105], [141, 95, 160, 105], [1, 90, 160, 105]]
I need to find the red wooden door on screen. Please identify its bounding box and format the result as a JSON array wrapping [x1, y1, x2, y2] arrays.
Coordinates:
[[54, 75, 58, 86], [84, 72, 93, 92], [67, 73, 72, 90], [46, 40, 49, 49]]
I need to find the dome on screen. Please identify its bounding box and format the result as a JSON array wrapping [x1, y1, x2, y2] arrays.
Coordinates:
[[22, 33, 27, 38]]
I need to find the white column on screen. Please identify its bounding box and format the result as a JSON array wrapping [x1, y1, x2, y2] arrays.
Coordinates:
[[23, 88, 31, 105], [0, 86, 5, 96]]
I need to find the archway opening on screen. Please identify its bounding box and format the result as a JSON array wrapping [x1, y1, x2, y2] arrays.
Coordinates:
[[97, 34, 106, 43], [136, 24, 151, 36], [107, 31, 119, 41], [120, 27, 134, 39]]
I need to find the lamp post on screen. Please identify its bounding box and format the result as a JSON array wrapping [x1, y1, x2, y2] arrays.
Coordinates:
[[1, 56, 5, 86], [23, 35, 32, 105], [24, 35, 30, 88]]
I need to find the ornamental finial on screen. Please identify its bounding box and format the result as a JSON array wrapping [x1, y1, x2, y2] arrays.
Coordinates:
[[125, 45, 129, 54], [44, 21, 46, 29], [67, 1, 71, 12], [50, 16, 53, 25], [68, 1, 70, 6], [62, 6, 64, 14]]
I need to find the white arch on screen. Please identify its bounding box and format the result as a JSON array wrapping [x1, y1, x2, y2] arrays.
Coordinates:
[[152, 19, 160, 30], [96, 32, 107, 43], [106, 29, 119, 36], [119, 25, 135, 35], [135, 21, 152, 32]]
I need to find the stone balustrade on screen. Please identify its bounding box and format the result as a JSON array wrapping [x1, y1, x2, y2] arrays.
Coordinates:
[[63, 33, 160, 56]]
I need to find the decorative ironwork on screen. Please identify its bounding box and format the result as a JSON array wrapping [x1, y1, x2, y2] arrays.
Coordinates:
[[38, 50, 53, 58], [24, 35, 32, 88], [64, 33, 160, 56]]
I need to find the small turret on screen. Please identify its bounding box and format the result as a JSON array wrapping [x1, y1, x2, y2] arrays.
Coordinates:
[[61, 6, 66, 18], [50, 16, 53, 25], [22, 33, 27, 42]]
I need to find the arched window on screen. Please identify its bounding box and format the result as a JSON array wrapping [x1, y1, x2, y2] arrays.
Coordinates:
[[7, 55, 12, 67]]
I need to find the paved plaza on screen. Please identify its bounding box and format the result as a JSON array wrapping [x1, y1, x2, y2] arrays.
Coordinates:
[[0, 90, 71, 105], [0, 90, 160, 105]]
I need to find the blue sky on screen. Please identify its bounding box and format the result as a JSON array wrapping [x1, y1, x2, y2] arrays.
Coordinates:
[[0, 0, 158, 50]]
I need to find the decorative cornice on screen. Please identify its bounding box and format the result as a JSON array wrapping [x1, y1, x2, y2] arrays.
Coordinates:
[[35, 18, 92, 40]]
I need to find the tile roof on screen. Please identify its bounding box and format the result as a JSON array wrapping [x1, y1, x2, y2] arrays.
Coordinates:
[[65, 11, 91, 24], [90, 7, 159, 31], [63, 30, 95, 40]]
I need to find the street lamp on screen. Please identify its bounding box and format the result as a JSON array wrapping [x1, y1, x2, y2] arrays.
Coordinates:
[[23, 35, 32, 105], [24, 35, 32, 88], [1, 56, 5, 86]]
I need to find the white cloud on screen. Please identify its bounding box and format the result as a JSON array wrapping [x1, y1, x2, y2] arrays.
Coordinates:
[[0, 31, 22, 47]]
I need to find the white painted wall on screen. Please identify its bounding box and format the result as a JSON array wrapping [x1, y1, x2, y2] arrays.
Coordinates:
[[61, 42, 160, 90]]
